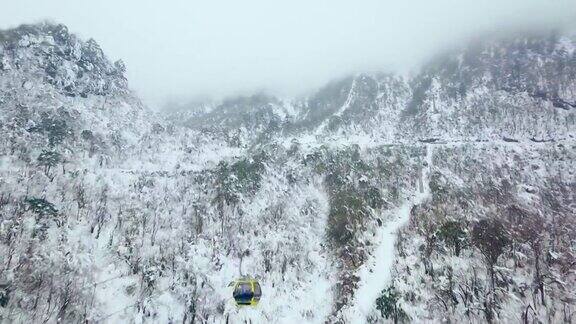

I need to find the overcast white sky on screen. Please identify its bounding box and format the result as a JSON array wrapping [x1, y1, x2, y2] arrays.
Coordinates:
[[1, 0, 575, 107]]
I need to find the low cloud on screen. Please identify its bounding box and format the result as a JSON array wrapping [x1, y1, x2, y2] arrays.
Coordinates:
[[1, 0, 574, 107]]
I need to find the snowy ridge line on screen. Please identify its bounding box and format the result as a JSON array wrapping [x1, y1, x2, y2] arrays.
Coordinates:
[[342, 145, 433, 323]]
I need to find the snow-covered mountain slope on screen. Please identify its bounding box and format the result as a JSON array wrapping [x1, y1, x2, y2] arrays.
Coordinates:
[[1, 23, 575, 323], [389, 142, 576, 323]]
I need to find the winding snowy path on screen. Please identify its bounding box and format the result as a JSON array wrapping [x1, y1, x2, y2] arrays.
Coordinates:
[[342, 145, 433, 323]]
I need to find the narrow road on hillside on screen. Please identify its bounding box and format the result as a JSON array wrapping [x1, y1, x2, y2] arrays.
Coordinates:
[[342, 145, 433, 323]]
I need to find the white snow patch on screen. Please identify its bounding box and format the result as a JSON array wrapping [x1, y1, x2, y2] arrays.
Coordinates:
[[342, 145, 432, 323]]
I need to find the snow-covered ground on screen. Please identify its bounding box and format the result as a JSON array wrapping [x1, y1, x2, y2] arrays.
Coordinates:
[[1, 23, 575, 323], [342, 145, 433, 323]]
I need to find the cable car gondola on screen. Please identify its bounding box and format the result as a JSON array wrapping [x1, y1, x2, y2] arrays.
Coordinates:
[[230, 278, 262, 306]]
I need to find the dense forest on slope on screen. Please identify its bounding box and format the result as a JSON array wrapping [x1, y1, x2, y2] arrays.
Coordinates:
[[0, 23, 575, 323]]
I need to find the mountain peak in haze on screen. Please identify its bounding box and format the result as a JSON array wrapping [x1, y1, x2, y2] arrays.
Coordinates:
[[1, 22, 128, 98]]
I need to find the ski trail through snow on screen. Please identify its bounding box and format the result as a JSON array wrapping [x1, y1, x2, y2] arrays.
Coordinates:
[[343, 145, 432, 323]]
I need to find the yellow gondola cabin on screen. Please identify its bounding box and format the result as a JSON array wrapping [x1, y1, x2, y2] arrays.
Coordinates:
[[231, 278, 262, 306]]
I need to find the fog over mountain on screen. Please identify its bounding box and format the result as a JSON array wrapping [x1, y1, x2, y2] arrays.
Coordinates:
[[1, 2, 576, 324], [1, 0, 574, 106]]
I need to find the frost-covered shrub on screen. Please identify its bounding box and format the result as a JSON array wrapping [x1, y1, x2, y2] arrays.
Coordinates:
[[25, 197, 58, 218], [376, 286, 409, 323], [29, 112, 71, 146], [472, 218, 510, 288], [437, 220, 467, 256], [37, 149, 61, 170], [327, 190, 369, 248], [25, 197, 62, 233], [363, 186, 385, 209], [215, 153, 266, 203]]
